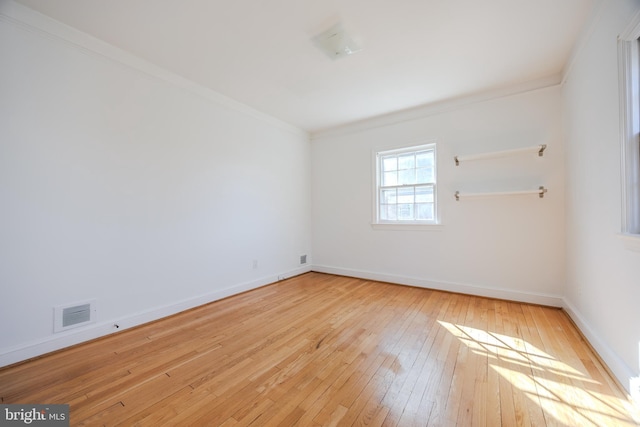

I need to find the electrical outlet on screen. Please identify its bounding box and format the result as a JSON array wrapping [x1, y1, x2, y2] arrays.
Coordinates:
[[252, 259, 258, 269]]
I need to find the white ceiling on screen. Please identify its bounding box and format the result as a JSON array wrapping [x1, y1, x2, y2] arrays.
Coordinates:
[[15, 0, 595, 133]]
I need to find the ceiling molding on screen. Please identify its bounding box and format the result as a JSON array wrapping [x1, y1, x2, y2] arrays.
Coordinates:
[[0, 0, 309, 139], [311, 75, 562, 141], [5, 0, 592, 136]]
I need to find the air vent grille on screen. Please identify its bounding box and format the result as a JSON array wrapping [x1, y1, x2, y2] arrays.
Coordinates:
[[62, 304, 91, 327], [54, 299, 96, 333]]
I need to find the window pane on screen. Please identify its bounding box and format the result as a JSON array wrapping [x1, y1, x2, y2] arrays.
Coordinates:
[[381, 204, 397, 220], [415, 186, 433, 203], [398, 154, 415, 170], [382, 156, 397, 172], [381, 189, 397, 204], [398, 169, 415, 185], [416, 203, 434, 220], [416, 167, 433, 183], [383, 171, 397, 186], [398, 204, 413, 220], [397, 187, 414, 203], [416, 151, 433, 168]]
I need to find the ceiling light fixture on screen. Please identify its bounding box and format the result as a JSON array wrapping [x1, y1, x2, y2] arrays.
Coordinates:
[[312, 23, 361, 60]]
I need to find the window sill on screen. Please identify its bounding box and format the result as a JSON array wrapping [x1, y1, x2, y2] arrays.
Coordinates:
[[618, 233, 640, 252], [371, 223, 444, 231]]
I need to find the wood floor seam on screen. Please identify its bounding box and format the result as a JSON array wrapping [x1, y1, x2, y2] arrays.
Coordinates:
[[0, 272, 638, 426]]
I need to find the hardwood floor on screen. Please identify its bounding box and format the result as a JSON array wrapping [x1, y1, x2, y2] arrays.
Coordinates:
[[1, 272, 639, 426]]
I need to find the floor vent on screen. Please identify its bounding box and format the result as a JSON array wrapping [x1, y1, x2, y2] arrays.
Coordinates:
[[54, 299, 96, 333]]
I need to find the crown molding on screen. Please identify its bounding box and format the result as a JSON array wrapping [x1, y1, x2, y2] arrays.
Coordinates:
[[0, 1, 308, 140], [311, 74, 561, 141]]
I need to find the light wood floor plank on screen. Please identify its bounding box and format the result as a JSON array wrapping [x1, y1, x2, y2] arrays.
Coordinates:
[[1, 272, 638, 426]]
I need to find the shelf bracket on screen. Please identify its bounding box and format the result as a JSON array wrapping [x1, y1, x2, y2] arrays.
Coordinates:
[[539, 186, 547, 198], [538, 144, 547, 157]]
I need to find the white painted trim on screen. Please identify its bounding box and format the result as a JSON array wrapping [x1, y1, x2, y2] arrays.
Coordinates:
[[0, 1, 308, 139], [618, 12, 640, 237], [0, 266, 311, 368], [311, 265, 563, 307], [619, 38, 635, 234], [311, 75, 562, 141], [562, 297, 636, 394], [372, 141, 439, 226], [370, 223, 444, 231]]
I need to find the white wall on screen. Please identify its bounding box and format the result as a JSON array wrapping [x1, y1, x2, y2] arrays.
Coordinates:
[[0, 3, 311, 366], [5, 0, 638, 397], [311, 86, 566, 305], [562, 0, 640, 391]]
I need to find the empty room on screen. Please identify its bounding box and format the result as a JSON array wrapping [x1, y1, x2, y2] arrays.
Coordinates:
[[1, 0, 640, 425]]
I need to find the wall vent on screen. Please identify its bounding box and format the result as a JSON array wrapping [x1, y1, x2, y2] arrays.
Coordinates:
[[54, 299, 96, 333], [300, 254, 307, 265]]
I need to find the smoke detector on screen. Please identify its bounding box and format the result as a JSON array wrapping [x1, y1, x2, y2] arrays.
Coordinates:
[[312, 23, 361, 60]]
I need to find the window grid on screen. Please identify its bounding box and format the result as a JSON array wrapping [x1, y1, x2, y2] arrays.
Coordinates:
[[376, 145, 436, 223], [619, 35, 640, 236]]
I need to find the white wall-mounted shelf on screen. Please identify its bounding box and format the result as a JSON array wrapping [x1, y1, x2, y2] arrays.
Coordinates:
[[454, 144, 546, 166], [455, 186, 547, 201]]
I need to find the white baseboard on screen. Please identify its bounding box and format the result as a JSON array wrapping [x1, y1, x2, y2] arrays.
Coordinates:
[[0, 266, 311, 368], [7, 264, 632, 397], [311, 265, 564, 307], [562, 298, 636, 394]]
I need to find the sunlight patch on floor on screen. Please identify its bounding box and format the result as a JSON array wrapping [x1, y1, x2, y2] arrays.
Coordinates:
[[438, 320, 640, 426]]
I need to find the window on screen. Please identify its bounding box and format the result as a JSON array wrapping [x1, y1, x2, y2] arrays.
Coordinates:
[[374, 143, 437, 224], [619, 29, 640, 240]]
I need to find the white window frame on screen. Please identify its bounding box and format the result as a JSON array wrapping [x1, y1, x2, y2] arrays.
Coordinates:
[[618, 15, 640, 251], [372, 142, 441, 230]]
